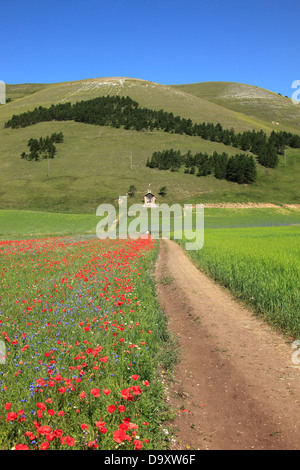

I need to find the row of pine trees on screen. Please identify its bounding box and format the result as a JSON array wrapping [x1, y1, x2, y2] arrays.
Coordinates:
[[5, 95, 300, 169], [146, 149, 257, 184]]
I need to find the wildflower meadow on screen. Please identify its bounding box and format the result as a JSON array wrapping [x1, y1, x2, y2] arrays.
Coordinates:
[[0, 235, 171, 450]]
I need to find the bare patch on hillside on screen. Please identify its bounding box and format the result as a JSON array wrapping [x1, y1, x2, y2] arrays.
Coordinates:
[[220, 83, 278, 101], [201, 203, 300, 210]]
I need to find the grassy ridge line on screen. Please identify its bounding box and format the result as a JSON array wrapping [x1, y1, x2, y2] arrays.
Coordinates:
[[1, 78, 288, 134], [171, 81, 300, 133]]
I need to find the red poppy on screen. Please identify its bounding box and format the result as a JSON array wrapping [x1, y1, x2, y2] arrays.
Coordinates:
[[36, 425, 51, 436], [113, 429, 127, 443], [65, 436, 75, 446], [40, 441, 49, 450], [15, 444, 29, 450], [88, 440, 99, 449], [133, 439, 143, 450], [6, 412, 18, 422], [107, 405, 116, 414], [36, 402, 46, 411]]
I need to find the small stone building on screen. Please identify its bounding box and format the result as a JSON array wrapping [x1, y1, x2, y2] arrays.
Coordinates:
[[143, 185, 157, 207]]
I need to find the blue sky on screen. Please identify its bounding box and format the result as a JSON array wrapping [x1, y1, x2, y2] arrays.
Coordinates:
[[0, 0, 299, 96]]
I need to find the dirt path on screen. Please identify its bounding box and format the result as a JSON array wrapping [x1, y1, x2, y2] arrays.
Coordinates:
[[155, 239, 300, 450]]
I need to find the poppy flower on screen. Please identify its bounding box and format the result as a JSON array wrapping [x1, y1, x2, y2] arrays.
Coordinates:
[[65, 436, 75, 447], [107, 405, 116, 414], [36, 402, 46, 411], [6, 412, 18, 422], [113, 429, 127, 444], [88, 440, 99, 449], [133, 439, 143, 450], [15, 444, 29, 450], [36, 425, 51, 436], [40, 441, 49, 450]]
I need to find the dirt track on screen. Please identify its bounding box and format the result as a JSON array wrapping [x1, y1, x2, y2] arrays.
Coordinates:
[[155, 239, 300, 450]]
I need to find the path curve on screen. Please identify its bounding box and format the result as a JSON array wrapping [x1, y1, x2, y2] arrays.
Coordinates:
[[155, 239, 300, 450]]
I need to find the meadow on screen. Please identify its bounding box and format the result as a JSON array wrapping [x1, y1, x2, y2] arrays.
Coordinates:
[[0, 210, 98, 239], [0, 235, 175, 450], [178, 222, 300, 339]]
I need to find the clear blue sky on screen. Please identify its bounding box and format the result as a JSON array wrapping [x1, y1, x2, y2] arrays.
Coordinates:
[[0, 0, 299, 96]]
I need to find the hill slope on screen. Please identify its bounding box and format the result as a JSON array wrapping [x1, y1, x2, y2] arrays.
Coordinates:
[[4, 77, 279, 132], [0, 77, 299, 213], [171, 81, 300, 132]]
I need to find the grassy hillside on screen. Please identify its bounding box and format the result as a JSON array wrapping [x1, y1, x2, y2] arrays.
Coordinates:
[[3, 78, 280, 132], [0, 77, 299, 213], [171, 81, 300, 132]]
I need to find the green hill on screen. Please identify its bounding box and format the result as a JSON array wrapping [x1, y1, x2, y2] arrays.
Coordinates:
[[0, 77, 299, 213], [171, 81, 300, 132]]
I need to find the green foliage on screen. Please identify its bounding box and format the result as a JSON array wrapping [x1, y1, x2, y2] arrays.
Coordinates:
[[257, 142, 279, 168], [128, 184, 136, 197], [21, 132, 64, 161], [158, 186, 167, 197], [147, 149, 257, 184], [226, 154, 257, 184]]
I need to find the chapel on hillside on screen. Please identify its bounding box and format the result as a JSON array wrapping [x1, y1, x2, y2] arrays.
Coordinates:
[[143, 185, 157, 207]]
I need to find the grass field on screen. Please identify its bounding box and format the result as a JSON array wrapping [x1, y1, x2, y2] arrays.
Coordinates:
[[0, 210, 98, 238], [1, 206, 299, 239], [178, 222, 300, 339]]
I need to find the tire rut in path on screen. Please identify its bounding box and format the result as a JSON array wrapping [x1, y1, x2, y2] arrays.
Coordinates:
[[155, 239, 300, 450]]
